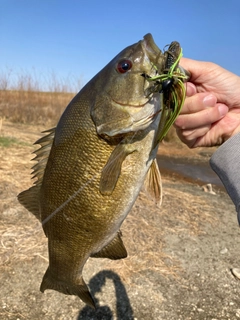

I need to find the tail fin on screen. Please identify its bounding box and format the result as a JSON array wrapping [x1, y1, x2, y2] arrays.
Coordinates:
[[40, 268, 95, 309]]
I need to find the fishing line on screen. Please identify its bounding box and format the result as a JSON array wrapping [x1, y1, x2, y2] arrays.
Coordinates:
[[41, 130, 140, 227], [41, 174, 98, 226]]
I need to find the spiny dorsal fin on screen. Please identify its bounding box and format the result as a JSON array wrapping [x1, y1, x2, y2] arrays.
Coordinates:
[[144, 159, 162, 206], [100, 144, 134, 195], [40, 267, 95, 309], [17, 128, 55, 220], [91, 231, 127, 260], [32, 127, 55, 186]]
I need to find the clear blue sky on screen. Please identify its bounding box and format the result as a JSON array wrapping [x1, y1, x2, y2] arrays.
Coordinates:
[[1, 0, 240, 90]]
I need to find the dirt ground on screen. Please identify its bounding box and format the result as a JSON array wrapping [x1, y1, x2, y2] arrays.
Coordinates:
[[1, 121, 240, 320]]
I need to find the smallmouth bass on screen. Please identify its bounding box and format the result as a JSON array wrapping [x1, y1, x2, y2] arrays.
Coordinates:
[[18, 34, 188, 308]]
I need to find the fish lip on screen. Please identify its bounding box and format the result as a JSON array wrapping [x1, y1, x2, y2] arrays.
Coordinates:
[[111, 97, 150, 108], [142, 33, 161, 56], [142, 33, 165, 72]]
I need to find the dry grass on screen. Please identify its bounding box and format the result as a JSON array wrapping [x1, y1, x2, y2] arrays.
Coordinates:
[[0, 90, 75, 126], [1, 219, 47, 265], [0, 68, 82, 126], [0, 126, 47, 268]]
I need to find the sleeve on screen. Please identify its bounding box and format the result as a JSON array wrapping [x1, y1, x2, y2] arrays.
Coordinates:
[[210, 132, 240, 224]]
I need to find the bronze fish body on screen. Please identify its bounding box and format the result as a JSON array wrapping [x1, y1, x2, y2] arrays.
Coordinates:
[[18, 34, 181, 308]]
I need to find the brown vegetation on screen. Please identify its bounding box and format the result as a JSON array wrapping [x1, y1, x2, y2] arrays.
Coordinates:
[[0, 90, 74, 126], [0, 68, 82, 126]]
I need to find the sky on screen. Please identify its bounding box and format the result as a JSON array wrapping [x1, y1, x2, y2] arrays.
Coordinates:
[[1, 0, 240, 91]]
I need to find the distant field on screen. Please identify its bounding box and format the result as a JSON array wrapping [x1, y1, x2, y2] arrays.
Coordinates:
[[0, 90, 75, 126], [0, 68, 82, 126]]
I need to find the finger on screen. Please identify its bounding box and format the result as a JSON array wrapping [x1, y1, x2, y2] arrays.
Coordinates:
[[175, 127, 197, 148], [175, 103, 228, 130], [178, 125, 211, 141], [181, 93, 217, 115], [185, 82, 196, 97], [176, 124, 214, 148]]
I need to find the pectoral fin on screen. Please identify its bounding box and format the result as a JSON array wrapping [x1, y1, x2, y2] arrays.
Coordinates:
[[144, 159, 162, 206], [100, 144, 134, 195], [91, 231, 127, 260]]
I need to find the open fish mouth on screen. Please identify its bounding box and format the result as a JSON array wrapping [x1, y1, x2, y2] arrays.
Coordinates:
[[141, 34, 190, 91], [141, 34, 191, 143], [140, 33, 165, 97]]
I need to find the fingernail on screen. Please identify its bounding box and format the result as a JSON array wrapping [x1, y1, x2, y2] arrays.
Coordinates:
[[203, 95, 216, 107], [218, 104, 228, 117]]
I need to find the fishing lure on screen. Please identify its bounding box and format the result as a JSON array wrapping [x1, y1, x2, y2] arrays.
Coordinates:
[[146, 42, 189, 143]]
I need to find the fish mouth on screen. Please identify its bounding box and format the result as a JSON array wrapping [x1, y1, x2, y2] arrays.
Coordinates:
[[141, 34, 166, 96], [142, 34, 191, 82]]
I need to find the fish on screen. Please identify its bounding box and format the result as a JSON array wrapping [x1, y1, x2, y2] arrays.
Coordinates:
[[18, 33, 187, 308]]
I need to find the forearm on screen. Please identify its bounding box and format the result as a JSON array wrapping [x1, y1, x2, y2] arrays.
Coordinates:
[[210, 132, 240, 223]]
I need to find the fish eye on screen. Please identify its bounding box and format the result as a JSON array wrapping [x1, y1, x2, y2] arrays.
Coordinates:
[[116, 59, 132, 73]]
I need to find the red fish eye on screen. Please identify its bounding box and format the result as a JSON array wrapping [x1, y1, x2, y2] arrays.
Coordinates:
[[116, 60, 132, 73]]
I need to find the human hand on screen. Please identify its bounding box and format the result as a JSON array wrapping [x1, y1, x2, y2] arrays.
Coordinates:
[[174, 58, 240, 148]]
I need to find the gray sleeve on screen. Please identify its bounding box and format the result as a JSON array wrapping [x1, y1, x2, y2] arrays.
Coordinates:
[[210, 132, 240, 223]]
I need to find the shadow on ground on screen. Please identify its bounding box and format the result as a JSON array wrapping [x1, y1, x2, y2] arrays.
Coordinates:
[[78, 270, 134, 320]]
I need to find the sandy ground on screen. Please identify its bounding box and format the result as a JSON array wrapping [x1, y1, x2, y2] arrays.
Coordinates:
[[1, 121, 240, 320]]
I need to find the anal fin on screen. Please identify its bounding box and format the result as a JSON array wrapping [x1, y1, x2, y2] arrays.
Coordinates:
[[91, 231, 127, 260], [40, 267, 95, 309], [144, 159, 162, 206]]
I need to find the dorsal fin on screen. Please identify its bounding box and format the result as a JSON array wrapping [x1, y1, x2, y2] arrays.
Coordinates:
[[32, 127, 55, 186], [17, 128, 55, 220]]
